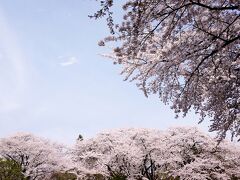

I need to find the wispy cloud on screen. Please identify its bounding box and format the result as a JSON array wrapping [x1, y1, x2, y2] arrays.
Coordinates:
[[0, 6, 28, 112], [59, 56, 78, 67]]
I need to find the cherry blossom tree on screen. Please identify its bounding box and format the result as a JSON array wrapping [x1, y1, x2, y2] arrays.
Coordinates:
[[92, 0, 240, 141], [72, 127, 240, 179], [0, 129, 239, 179], [0, 133, 71, 180]]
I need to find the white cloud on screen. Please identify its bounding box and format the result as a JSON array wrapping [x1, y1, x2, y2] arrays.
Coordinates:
[[59, 56, 78, 67]]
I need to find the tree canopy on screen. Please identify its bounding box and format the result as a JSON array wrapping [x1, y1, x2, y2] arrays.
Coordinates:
[[73, 127, 240, 179], [0, 133, 71, 179], [0, 158, 26, 180], [92, 0, 240, 141], [0, 128, 240, 179]]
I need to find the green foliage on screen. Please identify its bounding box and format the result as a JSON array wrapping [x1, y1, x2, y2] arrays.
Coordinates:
[[0, 158, 26, 180], [50, 172, 77, 180], [231, 175, 240, 180], [77, 134, 83, 141], [157, 172, 180, 180], [84, 173, 106, 180], [108, 172, 127, 180], [106, 170, 181, 180]]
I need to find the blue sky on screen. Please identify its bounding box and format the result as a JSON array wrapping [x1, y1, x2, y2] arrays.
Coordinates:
[[0, 0, 211, 144]]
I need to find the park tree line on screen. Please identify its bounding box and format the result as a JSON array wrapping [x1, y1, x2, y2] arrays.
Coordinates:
[[0, 127, 240, 179]]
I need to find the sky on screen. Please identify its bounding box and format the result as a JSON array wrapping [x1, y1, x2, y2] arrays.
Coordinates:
[[0, 0, 211, 144]]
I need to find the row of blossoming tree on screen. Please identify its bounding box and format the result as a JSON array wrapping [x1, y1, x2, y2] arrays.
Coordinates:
[[0, 127, 240, 179]]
